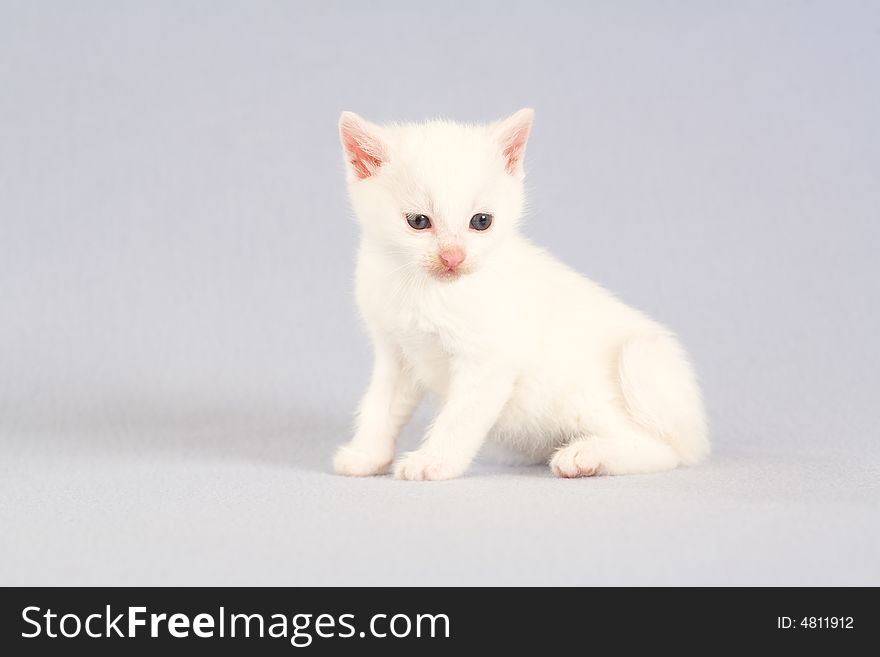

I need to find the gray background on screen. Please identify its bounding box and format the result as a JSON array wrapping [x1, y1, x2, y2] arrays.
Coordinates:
[[1, 1, 878, 585]]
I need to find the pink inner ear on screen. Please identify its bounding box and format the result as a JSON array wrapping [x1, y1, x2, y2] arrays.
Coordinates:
[[502, 124, 529, 174], [341, 125, 384, 180]]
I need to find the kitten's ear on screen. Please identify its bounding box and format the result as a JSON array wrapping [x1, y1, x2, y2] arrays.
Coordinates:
[[339, 111, 388, 180], [492, 108, 534, 177]]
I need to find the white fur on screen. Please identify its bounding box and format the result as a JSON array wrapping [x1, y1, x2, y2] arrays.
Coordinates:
[[333, 109, 709, 480]]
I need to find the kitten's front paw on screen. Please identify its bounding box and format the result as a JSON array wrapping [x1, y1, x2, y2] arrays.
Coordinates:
[[393, 450, 466, 481], [333, 444, 392, 477], [550, 441, 602, 478]]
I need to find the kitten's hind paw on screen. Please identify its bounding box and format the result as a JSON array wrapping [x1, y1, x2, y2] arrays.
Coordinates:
[[333, 444, 392, 477], [550, 441, 601, 478]]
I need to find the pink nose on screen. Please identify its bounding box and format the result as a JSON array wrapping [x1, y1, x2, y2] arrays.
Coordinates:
[[438, 247, 466, 270]]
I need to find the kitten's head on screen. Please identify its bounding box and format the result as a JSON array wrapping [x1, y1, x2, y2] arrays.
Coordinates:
[[339, 109, 533, 281]]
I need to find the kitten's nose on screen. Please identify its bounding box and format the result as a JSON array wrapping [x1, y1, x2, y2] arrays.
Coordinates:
[[438, 247, 466, 270]]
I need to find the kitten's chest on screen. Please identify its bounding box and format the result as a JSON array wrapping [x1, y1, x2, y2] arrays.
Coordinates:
[[359, 263, 463, 340], [356, 257, 497, 393], [388, 300, 458, 394], [397, 329, 451, 394]]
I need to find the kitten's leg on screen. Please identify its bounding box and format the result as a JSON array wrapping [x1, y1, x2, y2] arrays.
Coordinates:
[[394, 361, 514, 481], [334, 339, 422, 476], [551, 332, 707, 478], [549, 425, 679, 478]]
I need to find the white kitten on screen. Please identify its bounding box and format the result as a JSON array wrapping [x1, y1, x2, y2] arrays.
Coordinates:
[[333, 109, 708, 481]]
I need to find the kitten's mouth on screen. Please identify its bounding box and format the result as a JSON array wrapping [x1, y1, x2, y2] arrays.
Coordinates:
[[429, 265, 465, 280]]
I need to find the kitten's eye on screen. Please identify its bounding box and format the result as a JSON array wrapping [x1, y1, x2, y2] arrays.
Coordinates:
[[470, 213, 493, 231], [406, 213, 432, 230]]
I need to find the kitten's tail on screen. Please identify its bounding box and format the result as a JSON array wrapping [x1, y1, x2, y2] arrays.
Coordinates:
[[617, 333, 710, 465]]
